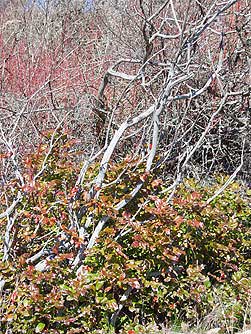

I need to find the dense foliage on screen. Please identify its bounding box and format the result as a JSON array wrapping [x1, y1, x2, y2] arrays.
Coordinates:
[[0, 132, 250, 333]]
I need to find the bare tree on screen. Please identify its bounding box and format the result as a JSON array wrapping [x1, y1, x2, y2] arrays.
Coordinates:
[[0, 0, 250, 314]]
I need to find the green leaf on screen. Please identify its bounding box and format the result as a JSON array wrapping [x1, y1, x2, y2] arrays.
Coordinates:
[[204, 279, 211, 288], [35, 322, 46, 333], [246, 189, 251, 196], [96, 281, 104, 291], [23, 299, 30, 307]]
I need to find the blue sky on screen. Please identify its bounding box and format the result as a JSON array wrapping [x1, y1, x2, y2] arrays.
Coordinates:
[[85, 0, 95, 11], [25, 0, 95, 12]]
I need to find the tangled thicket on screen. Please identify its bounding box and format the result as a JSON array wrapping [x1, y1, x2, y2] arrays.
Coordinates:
[[0, 0, 250, 333]]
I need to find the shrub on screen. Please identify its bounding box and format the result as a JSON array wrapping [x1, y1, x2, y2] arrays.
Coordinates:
[[0, 132, 250, 333]]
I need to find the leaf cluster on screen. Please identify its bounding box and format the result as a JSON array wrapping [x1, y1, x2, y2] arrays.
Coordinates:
[[0, 133, 250, 333]]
